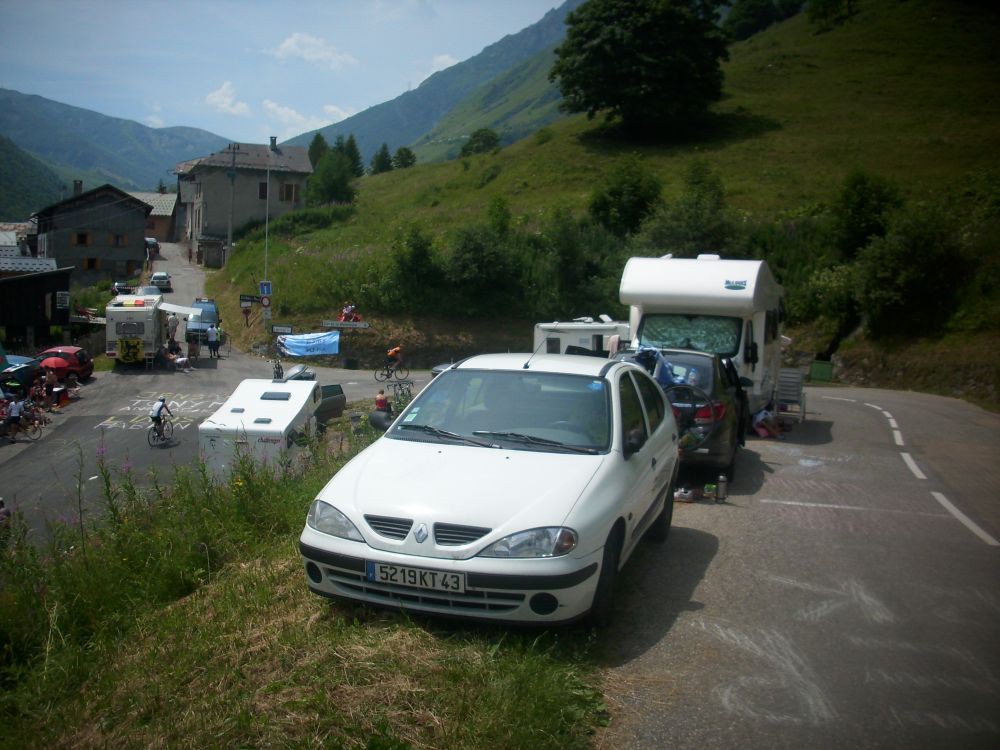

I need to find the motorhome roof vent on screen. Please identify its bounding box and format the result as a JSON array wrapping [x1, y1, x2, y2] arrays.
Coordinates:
[[254, 417, 272, 424], [230, 407, 245, 413], [261, 391, 291, 401], [697, 254, 721, 260]]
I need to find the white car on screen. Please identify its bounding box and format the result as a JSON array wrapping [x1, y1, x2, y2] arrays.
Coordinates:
[[150, 271, 172, 291], [300, 353, 680, 625]]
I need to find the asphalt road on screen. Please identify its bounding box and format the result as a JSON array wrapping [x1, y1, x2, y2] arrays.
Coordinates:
[[2, 245, 997, 749], [0, 242, 433, 540], [599, 388, 1000, 749]]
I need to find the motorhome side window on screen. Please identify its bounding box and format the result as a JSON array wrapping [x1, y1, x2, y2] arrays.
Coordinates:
[[546, 337, 560, 354], [638, 314, 741, 357], [766, 309, 780, 343], [117, 322, 144, 335]]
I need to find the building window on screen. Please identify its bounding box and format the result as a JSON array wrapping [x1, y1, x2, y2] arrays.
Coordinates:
[[280, 183, 299, 202], [72, 231, 91, 246], [109, 233, 128, 247], [195, 183, 202, 197], [84, 257, 101, 270], [259, 182, 268, 200]]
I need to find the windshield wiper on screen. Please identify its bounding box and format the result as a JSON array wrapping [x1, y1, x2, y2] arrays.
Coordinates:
[[473, 430, 597, 454], [397, 423, 495, 447]]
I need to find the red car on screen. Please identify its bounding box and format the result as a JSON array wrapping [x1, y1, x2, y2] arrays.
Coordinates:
[[34, 346, 94, 380]]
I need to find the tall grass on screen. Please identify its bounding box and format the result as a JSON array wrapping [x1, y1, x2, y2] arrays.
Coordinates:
[[0, 417, 604, 748]]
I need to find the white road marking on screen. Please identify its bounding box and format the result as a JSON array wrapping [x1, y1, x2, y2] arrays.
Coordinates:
[[931, 491, 1000, 546], [864, 403, 882, 410], [900, 452, 927, 479], [822, 396, 856, 402], [893, 430, 904, 446], [888, 418, 898, 428], [760, 499, 947, 518]]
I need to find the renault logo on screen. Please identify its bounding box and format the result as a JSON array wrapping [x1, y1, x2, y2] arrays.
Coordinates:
[[414, 523, 428, 543]]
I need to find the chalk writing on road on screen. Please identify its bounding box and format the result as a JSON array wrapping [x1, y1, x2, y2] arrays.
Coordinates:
[[117, 392, 228, 415], [95, 416, 196, 430]]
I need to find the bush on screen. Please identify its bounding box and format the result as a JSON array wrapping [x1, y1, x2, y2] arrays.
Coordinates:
[[831, 168, 903, 261], [589, 154, 662, 237]]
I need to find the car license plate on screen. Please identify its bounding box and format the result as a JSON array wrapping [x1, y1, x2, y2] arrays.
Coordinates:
[[366, 561, 465, 594]]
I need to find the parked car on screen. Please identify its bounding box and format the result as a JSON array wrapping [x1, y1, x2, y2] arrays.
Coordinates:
[[299, 352, 680, 625], [145, 237, 160, 255], [187, 298, 219, 342], [35, 346, 94, 380], [617, 348, 748, 479], [315, 384, 347, 425], [134, 286, 162, 296], [150, 271, 172, 292], [112, 280, 135, 295], [1, 357, 43, 392]]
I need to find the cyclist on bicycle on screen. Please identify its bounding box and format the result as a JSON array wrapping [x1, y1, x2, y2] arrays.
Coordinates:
[[149, 396, 173, 439], [385, 344, 403, 373]]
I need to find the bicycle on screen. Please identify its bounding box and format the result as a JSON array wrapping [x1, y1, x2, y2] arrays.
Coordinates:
[[147, 415, 174, 446], [374, 359, 409, 382], [270, 358, 284, 379], [389, 380, 413, 408]]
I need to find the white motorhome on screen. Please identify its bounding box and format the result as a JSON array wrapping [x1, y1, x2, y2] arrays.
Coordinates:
[[198, 378, 321, 477], [105, 295, 202, 363], [533, 317, 631, 356], [105, 293, 164, 363], [619, 254, 784, 412]]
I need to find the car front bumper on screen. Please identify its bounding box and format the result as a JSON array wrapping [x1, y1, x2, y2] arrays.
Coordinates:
[[299, 527, 603, 624]]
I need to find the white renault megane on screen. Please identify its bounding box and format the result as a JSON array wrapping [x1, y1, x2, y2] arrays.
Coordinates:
[[299, 353, 680, 625]]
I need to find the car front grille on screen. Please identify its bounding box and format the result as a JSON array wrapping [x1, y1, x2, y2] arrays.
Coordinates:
[[364, 514, 413, 539], [434, 523, 491, 546]]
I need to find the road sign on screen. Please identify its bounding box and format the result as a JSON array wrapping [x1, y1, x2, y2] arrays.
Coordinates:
[[271, 324, 293, 335], [260, 295, 271, 308], [240, 294, 261, 304], [259, 280, 272, 297], [263, 308, 272, 320], [240, 300, 252, 309]]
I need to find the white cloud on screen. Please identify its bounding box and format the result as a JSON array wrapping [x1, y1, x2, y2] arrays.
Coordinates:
[[263, 99, 355, 141], [205, 82, 250, 116], [418, 53, 458, 85], [143, 114, 165, 128], [271, 33, 358, 70], [322, 104, 355, 123]]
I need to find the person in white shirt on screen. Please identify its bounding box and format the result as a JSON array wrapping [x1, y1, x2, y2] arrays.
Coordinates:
[[207, 324, 219, 358], [5, 397, 24, 442], [148, 396, 173, 439]]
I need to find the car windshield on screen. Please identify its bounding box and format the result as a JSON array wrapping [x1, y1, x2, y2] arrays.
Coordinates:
[[659, 353, 716, 391], [387, 369, 611, 453], [638, 314, 741, 358]]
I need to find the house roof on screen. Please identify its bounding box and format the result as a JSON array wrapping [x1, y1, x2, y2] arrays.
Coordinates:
[[188, 143, 312, 176], [33, 184, 152, 221], [128, 191, 177, 217], [0, 256, 58, 273]]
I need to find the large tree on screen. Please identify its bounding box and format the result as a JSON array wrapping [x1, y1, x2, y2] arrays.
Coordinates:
[[459, 128, 500, 157], [308, 133, 329, 168], [306, 151, 356, 205], [550, 0, 729, 136], [392, 146, 417, 170], [369, 143, 394, 175]]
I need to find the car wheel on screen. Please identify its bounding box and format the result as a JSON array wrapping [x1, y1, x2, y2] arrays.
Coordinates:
[[590, 527, 622, 627], [645, 478, 675, 544]]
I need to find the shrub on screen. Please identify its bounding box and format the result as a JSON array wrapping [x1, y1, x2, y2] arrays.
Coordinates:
[[831, 168, 903, 261], [589, 154, 663, 237]]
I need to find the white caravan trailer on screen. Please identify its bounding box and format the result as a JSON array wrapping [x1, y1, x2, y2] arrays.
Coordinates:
[[198, 378, 321, 478], [533, 318, 631, 356], [619, 254, 784, 412], [105, 293, 164, 363]]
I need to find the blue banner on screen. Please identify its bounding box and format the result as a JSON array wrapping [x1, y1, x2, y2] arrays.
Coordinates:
[[277, 330, 340, 357]]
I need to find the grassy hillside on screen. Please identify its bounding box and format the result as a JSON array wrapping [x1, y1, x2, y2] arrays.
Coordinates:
[[212, 0, 1000, 405], [0, 135, 63, 220]]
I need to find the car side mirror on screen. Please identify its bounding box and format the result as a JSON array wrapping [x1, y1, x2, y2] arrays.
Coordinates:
[[624, 427, 645, 457]]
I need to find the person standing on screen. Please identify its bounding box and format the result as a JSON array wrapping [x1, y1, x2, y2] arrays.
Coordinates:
[[5, 396, 23, 442], [44, 368, 59, 411], [167, 312, 180, 342], [207, 323, 219, 358]]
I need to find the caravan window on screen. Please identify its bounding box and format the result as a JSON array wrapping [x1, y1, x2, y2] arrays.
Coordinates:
[[116, 321, 144, 336], [638, 314, 741, 357]]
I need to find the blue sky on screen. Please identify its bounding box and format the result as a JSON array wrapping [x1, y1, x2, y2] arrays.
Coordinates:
[[0, 0, 563, 143]]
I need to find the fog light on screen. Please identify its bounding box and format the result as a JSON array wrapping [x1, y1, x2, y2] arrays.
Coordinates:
[[529, 593, 558, 615], [306, 561, 322, 584]]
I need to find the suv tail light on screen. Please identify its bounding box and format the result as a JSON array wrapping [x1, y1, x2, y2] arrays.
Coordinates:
[[694, 402, 726, 424]]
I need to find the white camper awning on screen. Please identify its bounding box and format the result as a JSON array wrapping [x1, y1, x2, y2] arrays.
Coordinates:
[[159, 302, 203, 318]]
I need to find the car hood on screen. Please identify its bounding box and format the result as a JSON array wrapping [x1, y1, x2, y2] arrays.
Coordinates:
[[320, 437, 606, 558]]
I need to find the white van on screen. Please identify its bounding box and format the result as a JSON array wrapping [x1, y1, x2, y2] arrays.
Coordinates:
[[533, 318, 630, 356], [198, 378, 321, 478], [619, 254, 784, 413]]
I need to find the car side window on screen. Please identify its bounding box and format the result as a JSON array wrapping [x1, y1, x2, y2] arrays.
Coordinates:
[[632, 371, 665, 434], [619, 373, 648, 450]]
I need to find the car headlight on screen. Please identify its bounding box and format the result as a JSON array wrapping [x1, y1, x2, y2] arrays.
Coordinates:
[[478, 527, 578, 558], [306, 499, 364, 541]]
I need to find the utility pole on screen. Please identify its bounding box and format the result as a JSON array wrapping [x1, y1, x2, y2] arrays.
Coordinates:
[[226, 143, 240, 263]]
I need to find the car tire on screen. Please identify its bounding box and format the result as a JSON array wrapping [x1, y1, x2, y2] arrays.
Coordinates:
[[645, 478, 675, 544], [590, 527, 622, 627]]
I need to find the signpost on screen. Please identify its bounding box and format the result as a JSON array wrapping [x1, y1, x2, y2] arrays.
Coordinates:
[[321, 320, 370, 329], [271, 324, 293, 335], [260, 295, 271, 308], [259, 281, 272, 297], [240, 294, 261, 305]]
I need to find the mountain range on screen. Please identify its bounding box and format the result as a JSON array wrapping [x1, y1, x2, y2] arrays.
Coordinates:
[[0, 0, 582, 221]]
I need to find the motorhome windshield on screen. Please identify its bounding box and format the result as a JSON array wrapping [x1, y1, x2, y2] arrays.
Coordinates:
[[638, 314, 741, 357]]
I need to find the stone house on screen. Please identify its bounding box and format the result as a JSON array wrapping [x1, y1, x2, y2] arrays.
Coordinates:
[[127, 190, 178, 242], [177, 138, 311, 266], [34, 183, 151, 286]]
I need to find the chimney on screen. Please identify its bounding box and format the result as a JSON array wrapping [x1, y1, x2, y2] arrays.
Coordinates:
[[73, 180, 83, 196], [270, 136, 277, 151]]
